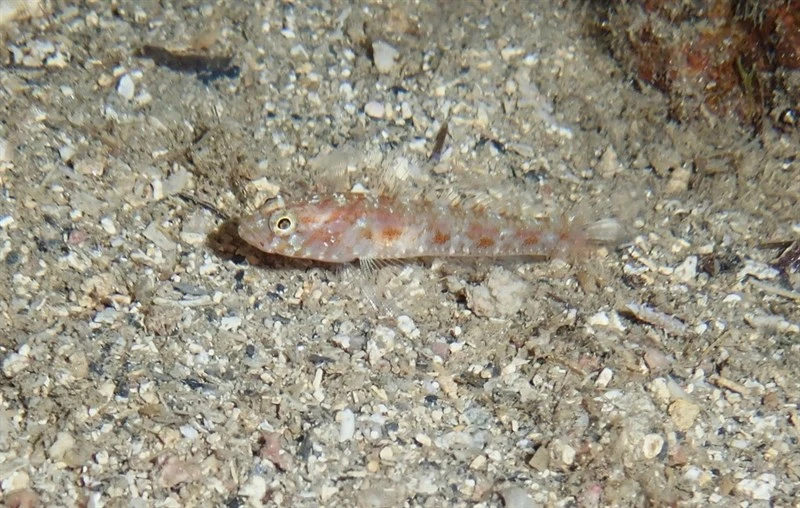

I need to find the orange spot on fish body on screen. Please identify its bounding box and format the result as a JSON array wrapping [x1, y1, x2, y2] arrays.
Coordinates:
[[466, 223, 499, 246], [433, 230, 450, 245], [380, 227, 403, 242], [523, 233, 541, 246], [477, 236, 495, 249]]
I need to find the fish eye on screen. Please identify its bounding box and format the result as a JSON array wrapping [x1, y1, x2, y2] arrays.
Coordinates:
[[269, 210, 297, 236]]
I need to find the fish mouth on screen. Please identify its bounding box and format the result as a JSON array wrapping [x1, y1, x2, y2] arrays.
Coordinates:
[[237, 213, 266, 248]]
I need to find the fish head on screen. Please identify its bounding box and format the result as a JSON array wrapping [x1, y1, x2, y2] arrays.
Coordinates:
[[238, 194, 362, 263]]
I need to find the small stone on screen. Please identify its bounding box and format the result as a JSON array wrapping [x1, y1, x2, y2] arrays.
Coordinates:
[[48, 432, 76, 461], [337, 408, 355, 442], [59, 144, 76, 162], [94, 450, 109, 465], [587, 311, 609, 327], [643, 349, 672, 373], [507, 142, 535, 158], [100, 217, 117, 235], [364, 101, 385, 119], [527, 445, 549, 471], [158, 456, 199, 488], [371, 326, 396, 350], [331, 334, 351, 350], [1, 1, 44, 25], [143, 221, 176, 251], [45, 50, 68, 68], [466, 266, 529, 318], [179, 425, 199, 440], [248, 176, 281, 196], [665, 165, 692, 194], [648, 146, 681, 176], [135, 91, 152, 106], [500, 46, 525, 61], [595, 368, 613, 388], [239, 474, 267, 501], [415, 434, 431, 447], [0, 137, 10, 162], [673, 256, 698, 283], [162, 167, 191, 197], [133, 7, 147, 23], [379, 446, 393, 461], [3, 345, 31, 377], [0, 471, 30, 492], [498, 487, 535, 508], [320, 485, 339, 501], [219, 316, 242, 331], [469, 454, 487, 470], [597, 145, 623, 178], [151, 179, 164, 200], [74, 157, 106, 176], [2, 489, 38, 508], [117, 74, 135, 100], [642, 433, 664, 459], [735, 473, 777, 500], [180, 210, 214, 246], [372, 41, 399, 73], [561, 443, 576, 466], [97, 73, 113, 87], [396, 315, 419, 338], [668, 399, 700, 430]]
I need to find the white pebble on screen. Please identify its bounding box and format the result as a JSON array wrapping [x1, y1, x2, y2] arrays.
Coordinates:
[[59, 144, 76, 162], [364, 101, 385, 119], [151, 179, 164, 200], [378, 446, 393, 461], [337, 408, 355, 442], [239, 474, 268, 500], [0, 137, 10, 162], [722, 293, 742, 303], [117, 74, 135, 100], [0, 215, 14, 228], [560, 442, 576, 465], [2, 351, 30, 377], [372, 325, 396, 349], [321, 485, 339, 501], [683, 465, 703, 482], [396, 315, 419, 338], [736, 474, 777, 500], [1, 1, 40, 25], [163, 167, 192, 196], [100, 217, 117, 235], [331, 334, 351, 349], [597, 145, 623, 178], [500, 46, 525, 61], [587, 311, 609, 327], [415, 434, 432, 447], [0, 471, 30, 492], [595, 367, 613, 388], [220, 316, 242, 331], [180, 424, 199, 440], [48, 432, 76, 461], [665, 165, 692, 194], [372, 40, 399, 73], [133, 7, 147, 23], [498, 487, 535, 508], [94, 450, 109, 465], [642, 433, 664, 459], [673, 255, 698, 282]]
